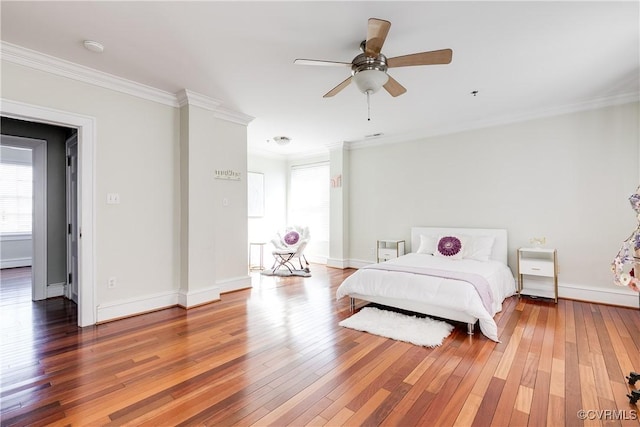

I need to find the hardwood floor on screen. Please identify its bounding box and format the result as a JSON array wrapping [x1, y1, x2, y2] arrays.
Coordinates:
[[1, 265, 639, 426]]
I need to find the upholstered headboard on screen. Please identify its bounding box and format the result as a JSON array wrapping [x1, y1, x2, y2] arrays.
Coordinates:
[[411, 227, 509, 265]]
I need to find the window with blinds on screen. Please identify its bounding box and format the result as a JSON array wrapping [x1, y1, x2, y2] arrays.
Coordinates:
[[289, 162, 329, 258], [0, 162, 33, 234]]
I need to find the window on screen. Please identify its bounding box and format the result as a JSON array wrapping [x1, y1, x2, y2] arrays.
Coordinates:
[[289, 162, 329, 258], [0, 162, 32, 234]]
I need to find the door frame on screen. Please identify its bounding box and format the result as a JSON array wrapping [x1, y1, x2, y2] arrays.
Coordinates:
[[1, 99, 96, 326], [0, 135, 47, 300], [66, 134, 78, 303]]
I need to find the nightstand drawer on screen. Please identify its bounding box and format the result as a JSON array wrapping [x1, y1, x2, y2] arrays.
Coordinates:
[[377, 240, 405, 263], [378, 248, 399, 259], [519, 259, 554, 277]]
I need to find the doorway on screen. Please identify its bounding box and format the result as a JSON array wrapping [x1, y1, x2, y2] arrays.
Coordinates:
[[0, 135, 47, 300], [1, 99, 96, 326]]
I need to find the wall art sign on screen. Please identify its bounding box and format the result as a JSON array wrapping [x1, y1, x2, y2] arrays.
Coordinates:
[[214, 169, 241, 181]]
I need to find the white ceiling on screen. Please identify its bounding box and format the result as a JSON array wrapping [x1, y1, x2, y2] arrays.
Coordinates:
[[1, 1, 638, 157]]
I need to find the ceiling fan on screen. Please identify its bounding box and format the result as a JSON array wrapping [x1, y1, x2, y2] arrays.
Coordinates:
[[295, 18, 453, 110]]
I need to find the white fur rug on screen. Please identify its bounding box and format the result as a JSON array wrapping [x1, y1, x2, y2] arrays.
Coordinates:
[[339, 307, 454, 347], [260, 268, 311, 277]]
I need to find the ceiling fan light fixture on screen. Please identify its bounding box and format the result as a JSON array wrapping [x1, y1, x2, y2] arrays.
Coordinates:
[[352, 69, 389, 94]]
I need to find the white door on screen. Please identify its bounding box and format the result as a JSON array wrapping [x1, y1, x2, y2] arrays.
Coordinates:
[[66, 134, 78, 303]]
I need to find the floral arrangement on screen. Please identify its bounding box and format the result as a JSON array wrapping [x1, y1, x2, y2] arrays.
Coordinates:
[[611, 185, 640, 292]]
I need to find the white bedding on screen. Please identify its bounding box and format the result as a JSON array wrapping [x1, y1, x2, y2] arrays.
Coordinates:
[[336, 253, 516, 341]]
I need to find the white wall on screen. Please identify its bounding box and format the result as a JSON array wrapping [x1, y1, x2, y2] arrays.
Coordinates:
[[2, 53, 252, 321], [211, 117, 249, 287], [348, 102, 639, 305], [2, 60, 180, 315]]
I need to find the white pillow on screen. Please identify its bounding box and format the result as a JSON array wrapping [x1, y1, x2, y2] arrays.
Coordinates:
[[465, 235, 496, 262], [416, 234, 438, 255], [434, 235, 469, 260]]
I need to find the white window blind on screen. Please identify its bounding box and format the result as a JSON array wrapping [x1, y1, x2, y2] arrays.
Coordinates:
[[0, 162, 32, 233], [289, 162, 329, 258]]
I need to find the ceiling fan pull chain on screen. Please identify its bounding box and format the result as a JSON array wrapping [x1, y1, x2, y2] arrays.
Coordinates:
[[367, 91, 371, 121]]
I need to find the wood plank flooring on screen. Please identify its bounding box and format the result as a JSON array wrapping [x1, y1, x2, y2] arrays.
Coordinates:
[[1, 265, 639, 426]]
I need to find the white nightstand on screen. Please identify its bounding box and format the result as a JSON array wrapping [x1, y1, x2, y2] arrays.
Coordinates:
[[517, 247, 558, 303], [377, 240, 405, 263]]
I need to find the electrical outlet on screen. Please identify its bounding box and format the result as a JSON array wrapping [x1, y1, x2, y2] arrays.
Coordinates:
[[108, 277, 117, 288], [107, 193, 120, 204]]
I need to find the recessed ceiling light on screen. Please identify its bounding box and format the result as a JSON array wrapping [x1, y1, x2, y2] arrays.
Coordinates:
[[83, 40, 104, 53], [272, 136, 291, 145]]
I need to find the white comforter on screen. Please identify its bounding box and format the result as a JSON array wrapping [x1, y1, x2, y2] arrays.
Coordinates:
[[336, 253, 516, 341]]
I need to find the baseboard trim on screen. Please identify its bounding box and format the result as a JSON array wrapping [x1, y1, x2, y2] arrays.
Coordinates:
[[97, 291, 178, 323], [47, 282, 66, 298], [94, 280, 246, 322], [217, 275, 252, 294], [327, 258, 349, 269], [1, 257, 32, 269], [178, 286, 221, 309], [558, 282, 639, 309], [347, 259, 373, 269]]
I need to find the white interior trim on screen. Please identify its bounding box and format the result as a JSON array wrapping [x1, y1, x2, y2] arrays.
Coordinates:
[[178, 286, 221, 308], [1, 99, 97, 326], [97, 291, 178, 323], [1, 257, 32, 269], [217, 275, 251, 294], [1, 41, 177, 107], [46, 281, 66, 298], [347, 93, 640, 151], [2, 42, 254, 126]]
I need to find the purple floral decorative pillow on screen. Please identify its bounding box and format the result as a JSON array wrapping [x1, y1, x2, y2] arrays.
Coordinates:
[[283, 231, 300, 246], [435, 235, 465, 259]]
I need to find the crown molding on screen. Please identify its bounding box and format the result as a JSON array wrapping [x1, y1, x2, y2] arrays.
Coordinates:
[[176, 88, 222, 110], [1, 41, 178, 107], [176, 89, 254, 126], [347, 92, 640, 151], [213, 106, 254, 126], [326, 141, 346, 151], [1, 42, 254, 125]]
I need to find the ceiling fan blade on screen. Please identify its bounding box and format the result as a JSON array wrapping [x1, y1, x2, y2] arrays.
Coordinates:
[[383, 75, 407, 97], [387, 49, 453, 68], [294, 58, 351, 67], [323, 76, 352, 98], [365, 18, 391, 57]]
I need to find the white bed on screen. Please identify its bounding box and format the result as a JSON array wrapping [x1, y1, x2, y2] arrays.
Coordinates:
[[336, 227, 517, 341]]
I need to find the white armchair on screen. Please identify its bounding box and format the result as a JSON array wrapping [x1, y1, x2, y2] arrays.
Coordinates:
[[269, 226, 310, 273]]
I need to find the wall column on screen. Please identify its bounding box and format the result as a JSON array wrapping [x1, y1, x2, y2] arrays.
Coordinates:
[[327, 143, 350, 268], [178, 90, 254, 306]]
